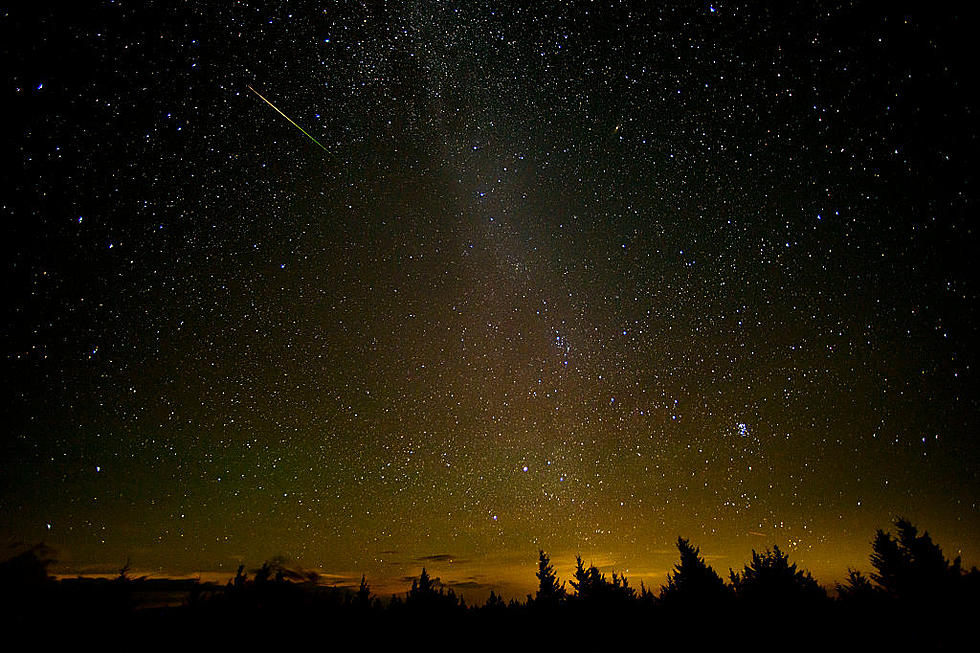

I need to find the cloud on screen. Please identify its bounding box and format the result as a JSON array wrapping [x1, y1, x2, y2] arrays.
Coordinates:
[[414, 553, 465, 563], [446, 579, 492, 592], [315, 572, 362, 588]]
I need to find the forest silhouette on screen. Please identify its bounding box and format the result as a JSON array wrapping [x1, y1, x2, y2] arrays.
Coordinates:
[[1, 518, 977, 647]]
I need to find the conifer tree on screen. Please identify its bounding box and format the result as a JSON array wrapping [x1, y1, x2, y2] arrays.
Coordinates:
[[535, 550, 566, 606], [660, 537, 731, 605], [870, 518, 962, 600], [836, 569, 878, 602], [409, 567, 436, 601], [355, 574, 371, 607], [730, 545, 826, 604]]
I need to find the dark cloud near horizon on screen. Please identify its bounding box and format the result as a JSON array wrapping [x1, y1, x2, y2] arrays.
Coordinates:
[[446, 579, 494, 593], [415, 554, 464, 564]]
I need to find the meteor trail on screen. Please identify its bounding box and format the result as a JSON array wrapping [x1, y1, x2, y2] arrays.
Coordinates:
[[247, 85, 330, 153]]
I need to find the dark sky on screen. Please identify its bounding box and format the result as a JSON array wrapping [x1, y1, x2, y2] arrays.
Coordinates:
[[2, 1, 977, 598]]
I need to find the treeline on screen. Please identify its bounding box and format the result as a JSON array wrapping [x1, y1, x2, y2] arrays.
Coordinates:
[[1, 518, 978, 644], [368, 518, 979, 613]]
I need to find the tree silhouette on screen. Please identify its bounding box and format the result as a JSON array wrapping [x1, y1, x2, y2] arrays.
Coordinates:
[[835, 568, 878, 603], [406, 567, 460, 610], [638, 581, 656, 605], [568, 556, 635, 605], [730, 545, 826, 605], [569, 555, 600, 601], [231, 564, 247, 590], [0, 543, 54, 588], [116, 557, 133, 582], [870, 517, 963, 601], [610, 572, 636, 602], [660, 537, 732, 606], [409, 567, 436, 599], [254, 561, 273, 585], [534, 550, 566, 607], [354, 574, 371, 608], [483, 589, 506, 610], [0, 543, 56, 620]]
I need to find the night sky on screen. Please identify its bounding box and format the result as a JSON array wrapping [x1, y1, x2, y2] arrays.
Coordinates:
[[2, 2, 977, 599]]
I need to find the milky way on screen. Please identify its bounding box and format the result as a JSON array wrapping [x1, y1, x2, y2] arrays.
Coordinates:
[[2, 2, 977, 597]]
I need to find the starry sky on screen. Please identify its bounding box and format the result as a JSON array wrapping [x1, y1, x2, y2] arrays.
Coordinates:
[[2, 1, 977, 599]]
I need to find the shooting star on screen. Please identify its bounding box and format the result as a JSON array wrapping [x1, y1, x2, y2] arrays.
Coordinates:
[[247, 85, 330, 153]]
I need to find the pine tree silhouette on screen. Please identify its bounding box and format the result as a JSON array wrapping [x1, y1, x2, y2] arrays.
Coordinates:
[[355, 574, 371, 608], [408, 567, 436, 601], [610, 572, 636, 602], [835, 568, 878, 603], [232, 564, 247, 590], [660, 537, 732, 606], [870, 517, 963, 601], [568, 555, 635, 605], [254, 561, 273, 585], [730, 545, 826, 605], [406, 567, 460, 610], [569, 555, 601, 601], [483, 590, 506, 610], [638, 581, 656, 605], [534, 550, 566, 607]]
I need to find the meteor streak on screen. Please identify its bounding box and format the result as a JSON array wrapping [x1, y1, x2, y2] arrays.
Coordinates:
[[247, 85, 330, 153]]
